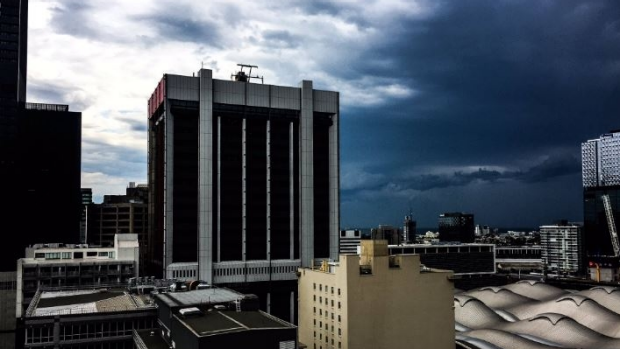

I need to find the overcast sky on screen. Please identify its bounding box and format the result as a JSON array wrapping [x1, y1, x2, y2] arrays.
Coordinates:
[[27, 0, 619, 228]]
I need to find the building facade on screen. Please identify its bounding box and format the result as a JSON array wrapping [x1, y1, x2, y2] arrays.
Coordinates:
[[80, 188, 93, 243], [338, 230, 361, 254], [16, 234, 140, 318], [540, 222, 583, 276], [438, 212, 475, 243], [86, 183, 149, 273], [298, 240, 454, 349], [146, 68, 339, 322], [581, 131, 620, 279]]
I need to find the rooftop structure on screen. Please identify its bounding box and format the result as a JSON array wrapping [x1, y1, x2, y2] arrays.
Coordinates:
[[16, 234, 140, 317], [136, 288, 298, 349]]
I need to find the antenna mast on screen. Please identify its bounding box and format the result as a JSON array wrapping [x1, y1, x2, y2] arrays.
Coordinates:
[[231, 64, 264, 84]]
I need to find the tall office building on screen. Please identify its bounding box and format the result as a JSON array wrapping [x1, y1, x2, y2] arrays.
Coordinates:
[[0, 0, 27, 145], [80, 188, 93, 243], [438, 212, 475, 243], [147, 67, 339, 321], [581, 131, 620, 268]]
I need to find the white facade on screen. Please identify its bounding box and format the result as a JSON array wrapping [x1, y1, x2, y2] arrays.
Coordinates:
[[540, 224, 583, 274], [582, 131, 620, 187]]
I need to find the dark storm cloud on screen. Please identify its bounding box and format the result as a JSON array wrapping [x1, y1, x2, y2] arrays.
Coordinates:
[[137, 15, 222, 46], [261, 30, 300, 48], [49, 1, 106, 41], [339, 0, 619, 226], [118, 117, 147, 132], [82, 140, 146, 178], [342, 153, 582, 203], [28, 81, 95, 112]]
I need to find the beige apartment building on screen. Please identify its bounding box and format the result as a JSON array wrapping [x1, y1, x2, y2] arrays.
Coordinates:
[[298, 240, 454, 349]]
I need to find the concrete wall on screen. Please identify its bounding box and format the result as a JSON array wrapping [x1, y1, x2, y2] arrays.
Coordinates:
[[298, 243, 454, 349]]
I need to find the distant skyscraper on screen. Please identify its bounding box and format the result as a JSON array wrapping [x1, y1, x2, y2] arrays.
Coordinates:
[[581, 131, 620, 273], [438, 212, 475, 243], [540, 221, 584, 276], [403, 214, 416, 243], [147, 67, 339, 321], [80, 188, 93, 243]]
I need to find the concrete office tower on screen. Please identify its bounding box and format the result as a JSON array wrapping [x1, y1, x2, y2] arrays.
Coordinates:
[[147, 68, 339, 321], [298, 240, 454, 349], [539, 221, 584, 276], [438, 212, 475, 243], [582, 131, 620, 280]]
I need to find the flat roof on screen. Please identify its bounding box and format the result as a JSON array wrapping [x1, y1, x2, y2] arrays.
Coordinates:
[[157, 288, 242, 308], [135, 330, 169, 349], [28, 288, 154, 317], [179, 310, 294, 337]]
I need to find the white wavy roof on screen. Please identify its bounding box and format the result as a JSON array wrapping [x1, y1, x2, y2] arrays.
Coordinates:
[[455, 282, 620, 349]]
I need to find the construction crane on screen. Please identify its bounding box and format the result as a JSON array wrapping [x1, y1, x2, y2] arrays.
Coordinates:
[[602, 194, 620, 256]]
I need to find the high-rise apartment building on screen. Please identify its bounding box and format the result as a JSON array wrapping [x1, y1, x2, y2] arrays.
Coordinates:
[[147, 68, 339, 321], [298, 240, 454, 349], [438, 212, 475, 243], [539, 221, 583, 276], [581, 131, 620, 275]]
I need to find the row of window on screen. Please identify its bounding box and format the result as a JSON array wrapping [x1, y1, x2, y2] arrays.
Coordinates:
[[313, 283, 341, 296], [33, 251, 116, 260]]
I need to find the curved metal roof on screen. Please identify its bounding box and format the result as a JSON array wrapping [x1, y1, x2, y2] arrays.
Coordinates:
[[457, 329, 562, 349], [457, 282, 620, 349], [463, 288, 537, 309]]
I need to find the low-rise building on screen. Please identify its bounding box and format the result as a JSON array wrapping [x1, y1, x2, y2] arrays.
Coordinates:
[[298, 240, 454, 349], [134, 288, 298, 349], [20, 287, 157, 349], [16, 234, 139, 317]]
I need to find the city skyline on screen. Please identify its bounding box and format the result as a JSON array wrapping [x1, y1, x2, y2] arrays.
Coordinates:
[[26, 0, 620, 228]]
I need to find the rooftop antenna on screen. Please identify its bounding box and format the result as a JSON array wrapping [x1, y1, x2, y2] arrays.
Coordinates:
[[231, 63, 264, 84]]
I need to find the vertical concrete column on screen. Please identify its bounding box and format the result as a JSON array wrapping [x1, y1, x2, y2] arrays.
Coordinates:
[[290, 291, 295, 324], [300, 80, 314, 267], [217, 116, 221, 262], [267, 120, 271, 261], [289, 121, 295, 259], [198, 69, 214, 282], [329, 106, 340, 261], [164, 107, 174, 269], [242, 118, 247, 262]]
